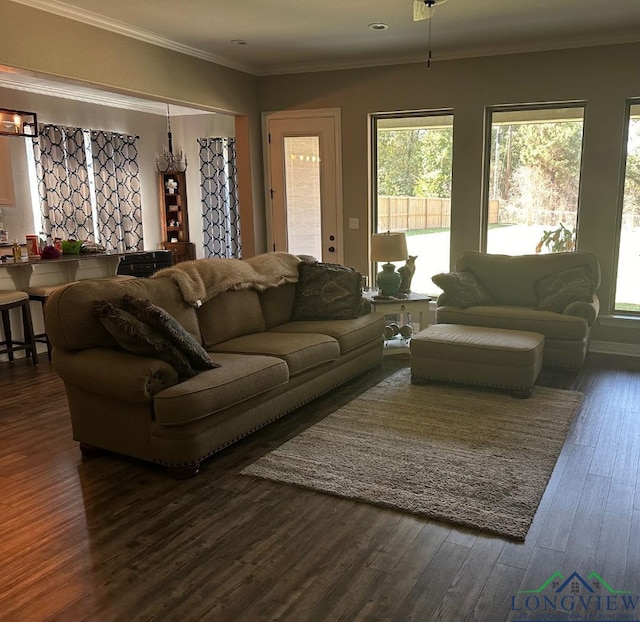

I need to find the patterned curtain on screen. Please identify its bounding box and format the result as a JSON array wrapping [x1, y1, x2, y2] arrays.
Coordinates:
[[91, 131, 143, 252], [32, 125, 94, 241], [199, 137, 241, 258]]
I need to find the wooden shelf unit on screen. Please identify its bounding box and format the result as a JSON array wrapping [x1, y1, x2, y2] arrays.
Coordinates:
[[159, 172, 189, 243], [158, 171, 195, 263]]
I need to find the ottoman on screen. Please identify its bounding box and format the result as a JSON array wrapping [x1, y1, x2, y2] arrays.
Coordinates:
[[410, 324, 545, 397]]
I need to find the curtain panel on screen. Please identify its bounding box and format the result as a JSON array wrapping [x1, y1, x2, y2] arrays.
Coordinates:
[[91, 131, 143, 252], [32, 125, 94, 241], [198, 137, 241, 258], [32, 125, 143, 252]]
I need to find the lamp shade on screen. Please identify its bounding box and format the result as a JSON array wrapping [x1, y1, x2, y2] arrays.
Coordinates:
[[371, 232, 408, 263]]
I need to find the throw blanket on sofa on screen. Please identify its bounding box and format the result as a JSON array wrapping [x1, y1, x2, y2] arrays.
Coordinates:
[[152, 252, 301, 306]]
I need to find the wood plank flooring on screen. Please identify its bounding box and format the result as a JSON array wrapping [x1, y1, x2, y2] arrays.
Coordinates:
[[0, 353, 638, 621]]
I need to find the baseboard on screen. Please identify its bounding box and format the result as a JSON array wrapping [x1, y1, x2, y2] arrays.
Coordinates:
[[589, 340, 640, 357]]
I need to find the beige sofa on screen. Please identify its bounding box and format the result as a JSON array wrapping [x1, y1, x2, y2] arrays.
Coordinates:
[[435, 251, 600, 368], [46, 254, 384, 476]]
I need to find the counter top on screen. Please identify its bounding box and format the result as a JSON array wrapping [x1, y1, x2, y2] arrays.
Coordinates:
[[0, 251, 156, 290], [0, 251, 146, 267]]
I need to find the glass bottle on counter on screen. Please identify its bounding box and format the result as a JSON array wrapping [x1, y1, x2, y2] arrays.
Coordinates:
[[12, 240, 21, 262]]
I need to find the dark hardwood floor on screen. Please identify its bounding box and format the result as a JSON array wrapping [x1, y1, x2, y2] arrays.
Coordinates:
[[0, 352, 638, 621]]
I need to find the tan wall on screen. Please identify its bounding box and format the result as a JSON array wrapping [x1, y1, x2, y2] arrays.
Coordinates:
[[258, 43, 640, 346]]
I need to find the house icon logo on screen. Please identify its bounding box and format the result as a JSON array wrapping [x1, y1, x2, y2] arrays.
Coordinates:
[[510, 571, 639, 621]]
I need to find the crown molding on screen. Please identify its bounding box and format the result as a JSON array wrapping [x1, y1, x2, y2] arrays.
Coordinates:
[[0, 73, 164, 114], [260, 34, 640, 76], [9, 0, 260, 76], [0, 73, 214, 116]]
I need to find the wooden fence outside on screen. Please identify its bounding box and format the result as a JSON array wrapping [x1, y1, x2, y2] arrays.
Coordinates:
[[378, 196, 499, 231]]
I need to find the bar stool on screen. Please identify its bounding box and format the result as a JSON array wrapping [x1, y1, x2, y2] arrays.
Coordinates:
[[0, 290, 39, 365], [25, 284, 71, 361]]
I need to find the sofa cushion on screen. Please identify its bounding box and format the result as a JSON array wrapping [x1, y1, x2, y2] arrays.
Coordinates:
[[153, 353, 289, 425], [534, 267, 595, 312], [269, 312, 384, 354], [291, 261, 364, 321], [436, 304, 589, 340], [198, 289, 267, 349], [121, 294, 217, 371], [455, 250, 601, 307], [259, 283, 296, 328], [432, 270, 493, 308], [93, 300, 196, 380], [47, 277, 201, 351], [209, 332, 340, 376]]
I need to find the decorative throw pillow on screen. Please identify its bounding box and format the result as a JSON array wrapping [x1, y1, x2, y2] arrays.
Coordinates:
[[534, 266, 595, 313], [121, 294, 218, 371], [291, 261, 365, 321], [93, 300, 196, 380], [431, 270, 493, 308]]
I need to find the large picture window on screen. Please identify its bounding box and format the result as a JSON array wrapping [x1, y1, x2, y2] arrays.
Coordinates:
[[373, 113, 453, 296], [615, 102, 640, 313], [485, 105, 585, 256]]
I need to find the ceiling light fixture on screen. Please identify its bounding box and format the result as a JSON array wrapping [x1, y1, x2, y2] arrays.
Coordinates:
[[231, 39, 248, 45], [156, 105, 187, 173], [413, 0, 448, 68], [368, 23, 389, 31]]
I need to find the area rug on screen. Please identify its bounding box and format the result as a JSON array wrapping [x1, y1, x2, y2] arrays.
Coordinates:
[[241, 368, 583, 540]]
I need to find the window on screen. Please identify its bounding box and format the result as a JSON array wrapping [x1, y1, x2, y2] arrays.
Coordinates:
[[485, 105, 585, 256], [373, 113, 454, 296], [615, 102, 640, 313]]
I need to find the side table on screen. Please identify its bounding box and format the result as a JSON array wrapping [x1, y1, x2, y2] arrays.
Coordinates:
[[364, 292, 432, 355]]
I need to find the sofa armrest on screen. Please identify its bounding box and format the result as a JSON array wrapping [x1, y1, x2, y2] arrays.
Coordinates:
[[53, 348, 179, 403], [563, 295, 599, 327]]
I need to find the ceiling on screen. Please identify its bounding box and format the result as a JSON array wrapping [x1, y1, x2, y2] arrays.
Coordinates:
[[10, 0, 640, 76], [3, 0, 640, 114]]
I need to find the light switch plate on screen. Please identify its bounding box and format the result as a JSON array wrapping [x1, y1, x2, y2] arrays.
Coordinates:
[[349, 218, 359, 229]]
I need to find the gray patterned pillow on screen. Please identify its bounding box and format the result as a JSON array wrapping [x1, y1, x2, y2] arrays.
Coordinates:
[[121, 294, 218, 371], [431, 270, 493, 308], [292, 262, 365, 320], [534, 267, 595, 312], [93, 300, 196, 380]]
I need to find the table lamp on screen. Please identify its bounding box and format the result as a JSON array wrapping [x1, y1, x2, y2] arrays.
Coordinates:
[[371, 231, 408, 297]]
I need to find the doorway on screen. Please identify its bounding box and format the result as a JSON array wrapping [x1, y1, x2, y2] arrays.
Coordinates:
[[264, 109, 342, 263]]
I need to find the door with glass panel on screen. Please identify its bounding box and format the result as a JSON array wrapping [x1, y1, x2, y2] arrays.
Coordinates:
[[266, 111, 342, 263]]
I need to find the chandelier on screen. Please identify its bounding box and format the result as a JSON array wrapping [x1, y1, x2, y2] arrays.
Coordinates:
[[156, 105, 187, 173]]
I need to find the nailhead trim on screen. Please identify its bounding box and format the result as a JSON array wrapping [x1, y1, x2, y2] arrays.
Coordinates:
[[411, 374, 531, 391], [154, 362, 380, 468]]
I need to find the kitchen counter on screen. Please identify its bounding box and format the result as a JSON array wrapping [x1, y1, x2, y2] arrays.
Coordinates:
[[0, 251, 149, 290]]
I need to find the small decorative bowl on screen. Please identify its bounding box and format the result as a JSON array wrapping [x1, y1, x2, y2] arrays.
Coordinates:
[[61, 240, 83, 254], [40, 245, 62, 260]]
